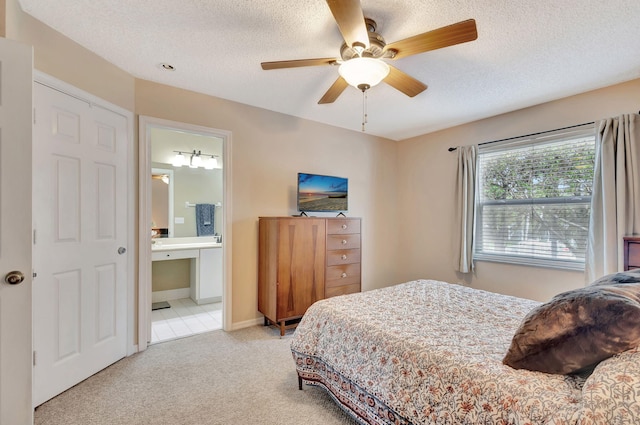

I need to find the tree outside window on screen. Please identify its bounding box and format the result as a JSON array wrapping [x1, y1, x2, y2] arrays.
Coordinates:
[[475, 131, 595, 269]]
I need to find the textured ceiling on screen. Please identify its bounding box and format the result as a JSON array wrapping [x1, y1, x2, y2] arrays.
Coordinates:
[[18, 0, 640, 140]]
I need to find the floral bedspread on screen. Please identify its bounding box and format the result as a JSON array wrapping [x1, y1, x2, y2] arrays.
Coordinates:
[[291, 279, 640, 424]]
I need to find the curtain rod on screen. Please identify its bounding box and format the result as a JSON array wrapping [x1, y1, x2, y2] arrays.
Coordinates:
[[447, 121, 595, 152], [448, 111, 640, 152]]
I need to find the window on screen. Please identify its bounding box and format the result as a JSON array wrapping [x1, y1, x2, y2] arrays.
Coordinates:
[[474, 125, 595, 270]]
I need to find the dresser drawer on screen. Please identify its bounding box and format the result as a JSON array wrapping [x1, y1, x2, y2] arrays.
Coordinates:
[[628, 242, 640, 268], [327, 234, 360, 250], [327, 248, 361, 266], [326, 263, 361, 287], [327, 219, 360, 235], [325, 282, 360, 298]]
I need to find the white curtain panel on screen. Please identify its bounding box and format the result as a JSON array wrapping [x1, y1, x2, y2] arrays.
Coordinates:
[[454, 145, 477, 273], [586, 113, 640, 282]]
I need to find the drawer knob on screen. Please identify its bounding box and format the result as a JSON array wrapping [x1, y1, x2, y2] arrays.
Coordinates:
[[341, 254, 347, 260], [341, 224, 347, 229], [341, 272, 347, 278], [166, 254, 170, 257], [341, 239, 347, 245]]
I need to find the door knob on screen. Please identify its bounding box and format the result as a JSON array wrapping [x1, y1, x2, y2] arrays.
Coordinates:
[[5, 271, 25, 285], [118, 247, 126, 255]]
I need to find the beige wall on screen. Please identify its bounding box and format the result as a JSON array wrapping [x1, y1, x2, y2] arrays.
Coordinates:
[[396, 79, 640, 302], [151, 177, 169, 229], [172, 167, 223, 238], [151, 161, 223, 238], [152, 259, 190, 291], [135, 79, 400, 324], [0, 0, 6, 38], [5, 0, 134, 111]]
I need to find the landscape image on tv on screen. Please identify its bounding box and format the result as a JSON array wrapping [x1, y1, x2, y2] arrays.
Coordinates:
[[298, 173, 348, 212]]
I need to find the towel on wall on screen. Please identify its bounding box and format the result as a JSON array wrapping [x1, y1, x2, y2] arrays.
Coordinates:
[[195, 204, 215, 236]]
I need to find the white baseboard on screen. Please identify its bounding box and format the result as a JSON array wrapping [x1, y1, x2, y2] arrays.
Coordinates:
[[196, 296, 222, 305], [152, 288, 190, 303], [230, 317, 264, 331]]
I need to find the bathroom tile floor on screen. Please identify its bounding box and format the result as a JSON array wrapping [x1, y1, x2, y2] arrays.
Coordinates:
[[151, 298, 223, 344]]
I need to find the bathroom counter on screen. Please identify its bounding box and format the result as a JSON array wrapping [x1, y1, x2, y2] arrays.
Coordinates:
[[151, 237, 223, 305], [151, 237, 221, 251]]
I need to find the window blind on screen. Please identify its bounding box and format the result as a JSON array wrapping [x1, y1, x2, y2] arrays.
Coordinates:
[[474, 124, 595, 270]]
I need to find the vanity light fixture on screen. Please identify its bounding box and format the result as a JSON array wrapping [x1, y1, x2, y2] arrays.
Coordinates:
[[172, 152, 186, 167], [189, 151, 202, 168], [172, 150, 220, 170], [204, 156, 218, 170], [151, 174, 170, 184]]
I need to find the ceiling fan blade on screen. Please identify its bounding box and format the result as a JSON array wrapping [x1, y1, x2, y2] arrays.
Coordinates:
[[326, 0, 370, 49], [384, 66, 428, 97], [384, 19, 477, 60], [261, 58, 337, 70], [318, 77, 349, 104]]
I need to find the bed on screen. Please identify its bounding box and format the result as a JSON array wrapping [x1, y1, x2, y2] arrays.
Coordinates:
[[290, 279, 640, 424]]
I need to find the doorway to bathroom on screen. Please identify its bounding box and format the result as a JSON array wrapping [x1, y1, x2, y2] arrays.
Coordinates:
[[139, 116, 232, 350]]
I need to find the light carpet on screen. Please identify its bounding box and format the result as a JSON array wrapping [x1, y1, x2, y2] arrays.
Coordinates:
[[34, 325, 358, 425]]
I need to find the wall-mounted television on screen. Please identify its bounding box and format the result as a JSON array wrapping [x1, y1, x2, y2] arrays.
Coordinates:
[[297, 172, 348, 212]]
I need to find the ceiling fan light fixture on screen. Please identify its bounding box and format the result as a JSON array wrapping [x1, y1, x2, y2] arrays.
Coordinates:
[[338, 57, 390, 90]]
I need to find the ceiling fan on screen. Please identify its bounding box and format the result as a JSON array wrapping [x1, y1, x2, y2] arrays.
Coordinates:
[[261, 0, 478, 104]]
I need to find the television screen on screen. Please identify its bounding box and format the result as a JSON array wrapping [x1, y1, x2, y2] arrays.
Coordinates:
[[297, 173, 348, 212]]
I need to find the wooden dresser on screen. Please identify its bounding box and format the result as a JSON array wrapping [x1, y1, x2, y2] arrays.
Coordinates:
[[623, 236, 640, 270], [258, 216, 361, 335]]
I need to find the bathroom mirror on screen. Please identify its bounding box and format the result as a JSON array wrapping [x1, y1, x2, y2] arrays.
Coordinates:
[[151, 167, 174, 237], [150, 127, 223, 238]]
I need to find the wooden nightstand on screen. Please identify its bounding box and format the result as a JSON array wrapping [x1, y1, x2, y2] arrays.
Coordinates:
[[623, 236, 640, 270]]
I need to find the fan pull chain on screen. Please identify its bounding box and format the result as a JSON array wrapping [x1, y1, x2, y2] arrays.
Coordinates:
[[361, 89, 368, 132]]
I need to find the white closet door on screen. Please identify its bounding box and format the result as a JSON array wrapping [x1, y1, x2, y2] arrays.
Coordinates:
[[32, 81, 129, 407]]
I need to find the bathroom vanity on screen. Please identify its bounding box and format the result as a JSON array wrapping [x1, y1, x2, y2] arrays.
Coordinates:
[[151, 237, 222, 304]]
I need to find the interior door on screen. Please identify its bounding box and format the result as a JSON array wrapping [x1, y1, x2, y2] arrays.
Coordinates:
[[0, 38, 34, 424], [32, 81, 129, 406]]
